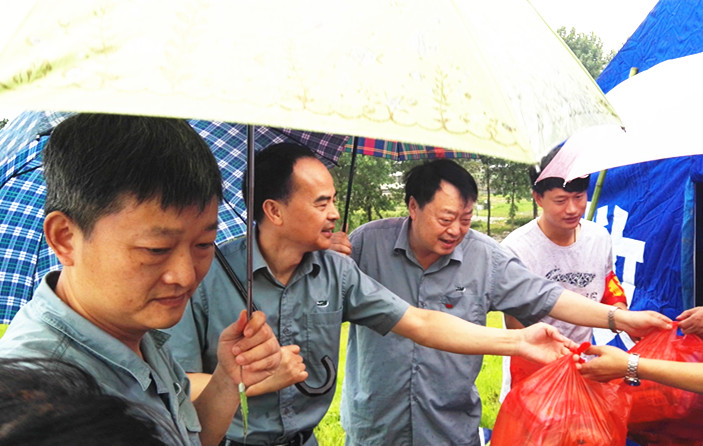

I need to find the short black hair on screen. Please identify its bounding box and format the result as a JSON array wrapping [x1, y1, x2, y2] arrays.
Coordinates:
[[0, 357, 172, 445], [44, 114, 223, 237], [529, 144, 590, 195], [404, 159, 478, 208], [243, 142, 317, 224]]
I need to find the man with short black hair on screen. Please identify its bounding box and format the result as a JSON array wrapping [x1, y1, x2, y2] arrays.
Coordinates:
[[0, 114, 281, 446], [501, 145, 628, 391]]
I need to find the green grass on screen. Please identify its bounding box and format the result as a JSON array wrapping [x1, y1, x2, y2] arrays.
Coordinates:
[[315, 314, 505, 445], [476, 312, 504, 428], [314, 323, 348, 446]]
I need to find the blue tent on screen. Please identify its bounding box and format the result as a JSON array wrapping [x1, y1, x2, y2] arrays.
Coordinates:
[[590, 0, 703, 328]]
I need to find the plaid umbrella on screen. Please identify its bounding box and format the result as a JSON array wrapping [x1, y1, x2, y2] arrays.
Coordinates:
[[0, 112, 348, 324], [339, 136, 480, 229], [345, 137, 479, 161]]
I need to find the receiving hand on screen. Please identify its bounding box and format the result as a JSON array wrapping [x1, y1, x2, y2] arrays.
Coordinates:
[[616, 310, 671, 339], [516, 322, 577, 364], [677, 307, 703, 336], [575, 344, 629, 382], [329, 231, 352, 256], [247, 344, 308, 396]]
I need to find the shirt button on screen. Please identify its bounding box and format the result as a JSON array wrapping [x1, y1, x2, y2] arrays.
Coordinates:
[[283, 328, 291, 335]]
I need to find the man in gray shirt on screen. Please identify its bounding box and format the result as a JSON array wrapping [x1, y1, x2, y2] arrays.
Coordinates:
[[166, 143, 582, 446], [331, 159, 671, 446], [0, 114, 281, 446]]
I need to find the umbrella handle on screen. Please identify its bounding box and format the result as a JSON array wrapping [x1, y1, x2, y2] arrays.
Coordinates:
[[295, 355, 337, 397], [215, 247, 337, 397]]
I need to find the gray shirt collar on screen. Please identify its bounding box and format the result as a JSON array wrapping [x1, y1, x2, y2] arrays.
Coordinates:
[[393, 217, 465, 271], [36, 272, 170, 391], [252, 232, 321, 286]]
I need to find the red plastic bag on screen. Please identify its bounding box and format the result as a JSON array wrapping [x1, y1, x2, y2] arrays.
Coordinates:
[[492, 343, 630, 446], [509, 355, 544, 389], [626, 323, 703, 446]]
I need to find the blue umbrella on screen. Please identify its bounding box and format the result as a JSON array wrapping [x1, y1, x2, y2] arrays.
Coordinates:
[[0, 111, 348, 324]]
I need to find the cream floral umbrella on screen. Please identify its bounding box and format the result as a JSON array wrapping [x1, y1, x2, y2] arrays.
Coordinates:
[[0, 0, 621, 397], [0, 0, 619, 164]]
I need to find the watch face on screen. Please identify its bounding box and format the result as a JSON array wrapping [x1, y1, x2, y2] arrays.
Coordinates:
[[624, 377, 641, 386]]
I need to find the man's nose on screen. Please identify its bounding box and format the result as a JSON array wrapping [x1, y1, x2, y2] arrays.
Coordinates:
[[446, 220, 461, 236], [566, 199, 579, 214], [329, 202, 340, 221], [163, 250, 197, 288]]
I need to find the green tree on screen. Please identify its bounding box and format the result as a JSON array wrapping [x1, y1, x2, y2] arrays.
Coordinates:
[[488, 158, 532, 224], [557, 26, 614, 79], [329, 151, 402, 232], [0, 118, 7, 131]]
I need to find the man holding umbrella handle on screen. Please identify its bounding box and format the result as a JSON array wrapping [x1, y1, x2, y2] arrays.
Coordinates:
[[0, 114, 283, 446]]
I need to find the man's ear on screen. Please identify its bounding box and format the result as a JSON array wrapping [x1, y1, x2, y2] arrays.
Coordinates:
[[261, 199, 284, 226], [44, 211, 78, 266], [532, 190, 544, 207], [408, 196, 419, 220]]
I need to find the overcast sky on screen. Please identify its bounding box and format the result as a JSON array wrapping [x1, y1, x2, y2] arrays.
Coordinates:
[[529, 0, 659, 52]]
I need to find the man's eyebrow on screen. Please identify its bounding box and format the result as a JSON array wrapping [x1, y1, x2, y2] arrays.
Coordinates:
[[315, 194, 334, 204], [145, 221, 219, 236]]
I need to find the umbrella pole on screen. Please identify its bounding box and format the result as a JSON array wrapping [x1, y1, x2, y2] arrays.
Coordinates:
[[246, 125, 255, 319], [587, 67, 639, 222], [341, 136, 359, 232], [586, 169, 607, 221]]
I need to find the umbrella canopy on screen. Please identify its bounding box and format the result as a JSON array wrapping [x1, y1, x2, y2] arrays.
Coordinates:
[[0, 0, 619, 164], [345, 137, 479, 161], [537, 51, 703, 183], [0, 112, 348, 323]]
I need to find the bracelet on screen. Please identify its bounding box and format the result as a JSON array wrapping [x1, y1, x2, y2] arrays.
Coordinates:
[[608, 307, 622, 334], [624, 353, 641, 386]]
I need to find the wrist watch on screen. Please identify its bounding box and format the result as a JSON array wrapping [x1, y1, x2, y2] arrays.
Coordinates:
[[624, 353, 641, 386], [608, 306, 622, 333]]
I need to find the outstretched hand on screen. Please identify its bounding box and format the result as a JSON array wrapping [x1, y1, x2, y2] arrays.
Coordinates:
[[216, 310, 281, 388], [677, 307, 703, 336], [574, 344, 628, 382], [617, 310, 671, 339], [516, 322, 577, 364]]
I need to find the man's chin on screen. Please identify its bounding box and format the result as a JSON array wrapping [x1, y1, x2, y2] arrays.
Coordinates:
[[316, 239, 332, 251]]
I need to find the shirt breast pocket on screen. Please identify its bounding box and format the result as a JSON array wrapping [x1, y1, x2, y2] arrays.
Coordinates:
[[177, 388, 202, 436], [303, 310, 342, 388], [440, 287, 486, 325], [441, 289, 465, 310]]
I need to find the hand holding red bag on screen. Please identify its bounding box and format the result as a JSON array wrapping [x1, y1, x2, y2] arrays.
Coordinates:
[[626, 323, 703, 446], [492, 343, 630, 446]]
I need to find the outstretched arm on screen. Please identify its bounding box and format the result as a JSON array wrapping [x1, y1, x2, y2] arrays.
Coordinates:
[[549, 290, 670, 338], [391, 306, 575, 364], [577, 344, 703, 394], [193, 310, 281, 446]]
